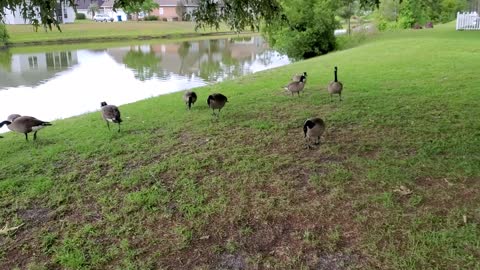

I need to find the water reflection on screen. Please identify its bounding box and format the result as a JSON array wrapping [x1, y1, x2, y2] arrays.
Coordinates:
[[0, 36, 290, 133]]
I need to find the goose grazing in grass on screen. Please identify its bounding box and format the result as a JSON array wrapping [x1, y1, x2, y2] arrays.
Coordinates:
[[327, 66, 343, 101], [5, 115, 52, 141], [303, 117, 326, 149], [183, 91, 197, 110], [0, 120, 12, 138], [292, 72, 307, 83], [207, 93, 228, 118], [101, 102, 122, 132], [285, 75, 306, 96]]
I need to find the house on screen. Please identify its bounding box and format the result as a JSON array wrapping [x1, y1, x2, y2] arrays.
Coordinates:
[[151, 0, 180, 21], [3, 1, 75, 24], [100, 0, 128, 21], [74, 0, 105, 19]]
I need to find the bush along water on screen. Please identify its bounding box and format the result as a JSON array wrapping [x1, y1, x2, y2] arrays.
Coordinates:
[[0, 23, 9, 46]]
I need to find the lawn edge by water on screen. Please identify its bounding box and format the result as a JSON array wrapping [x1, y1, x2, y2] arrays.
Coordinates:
[[5, 30, 248, 47]]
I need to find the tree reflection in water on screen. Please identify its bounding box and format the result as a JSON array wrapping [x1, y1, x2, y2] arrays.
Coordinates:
[[123, 46, 161, 81], [0, 50, 12, 72]]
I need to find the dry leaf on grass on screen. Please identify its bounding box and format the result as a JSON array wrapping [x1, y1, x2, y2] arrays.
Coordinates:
[[393, 185, 413, 196]]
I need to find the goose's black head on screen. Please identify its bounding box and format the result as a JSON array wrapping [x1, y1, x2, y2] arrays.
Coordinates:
[[101, 101, 108, 107], [0, 120, 12, 127], [305, 120, 315, 129], [300, 75, 306, 82], [303, 120, 315, 137], [303, 72, 307, 77]]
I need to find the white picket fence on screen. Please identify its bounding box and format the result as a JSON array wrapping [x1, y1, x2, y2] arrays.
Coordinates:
[[456, 12, 480, 30]]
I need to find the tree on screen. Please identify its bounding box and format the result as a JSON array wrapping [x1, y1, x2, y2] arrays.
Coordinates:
[[263, 0, 338, 60], [88, 3, 100, 20], [0, 0, 402, 31], [337, 0, 358, 35], [0, 23, 9, 46], [123, 46, 161, 81], [123, 0, 159, 21], [123, 2, 143, 20], [176, 0, 186, 20]]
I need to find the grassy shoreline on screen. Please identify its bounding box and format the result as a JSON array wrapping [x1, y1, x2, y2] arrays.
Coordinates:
[[5, 21, 245, 47], [1, 22, 479, 269]]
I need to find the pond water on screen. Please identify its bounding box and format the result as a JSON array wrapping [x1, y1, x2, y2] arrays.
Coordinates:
[[0, 36, 290, 133]]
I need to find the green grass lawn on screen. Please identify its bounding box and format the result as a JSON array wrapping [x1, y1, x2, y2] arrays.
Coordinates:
[[5, 21, 233, 45], [1, 22, 479, 269]]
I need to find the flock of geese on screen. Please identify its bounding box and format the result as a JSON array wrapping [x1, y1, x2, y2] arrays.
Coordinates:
[[0, 66, 343, 149]]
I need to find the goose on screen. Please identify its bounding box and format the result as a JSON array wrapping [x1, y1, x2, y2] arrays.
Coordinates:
[[207, 93, 228, 118], [0, 120, 11, 138], [285, 75, 306, 96], [183, 91, 197, 110], [101, 102, 122, 132], [5, 115, 52, 141], [327, 66, 343, 101], [303, 117, 326, 149], [292, 72, 307, 83]]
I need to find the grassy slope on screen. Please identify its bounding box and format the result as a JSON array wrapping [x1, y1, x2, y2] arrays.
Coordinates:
[[1, 22, 479, 269], [6, 21, 232, 45]]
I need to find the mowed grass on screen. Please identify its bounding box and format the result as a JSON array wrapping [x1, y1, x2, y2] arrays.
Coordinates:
[[1, 22, 479, 269], [6, 21, 232, 44]]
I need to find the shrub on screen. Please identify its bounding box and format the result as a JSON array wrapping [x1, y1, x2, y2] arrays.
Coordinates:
[[75, 13, 86, 20], [263, 0, 337, 60], [0, 23, 9, 45], [144, 15, 158, 21], [336, 31, 367, 50]]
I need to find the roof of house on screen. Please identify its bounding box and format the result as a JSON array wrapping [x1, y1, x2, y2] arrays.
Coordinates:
[[181, 0, 199, 6], [101, 0, 115, 8], [75, 0, 105, 9], [154, 0, 178, 6]]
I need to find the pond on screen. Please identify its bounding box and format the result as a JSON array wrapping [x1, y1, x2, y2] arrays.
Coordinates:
[[0, 36, 290, 133]]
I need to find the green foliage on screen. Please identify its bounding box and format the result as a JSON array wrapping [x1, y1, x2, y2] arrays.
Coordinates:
[[144, 15, 158, 21], [377, 0, 469, 29], [440, 0, 468, 23], [398, 5, 417, 28], [124, 0, 159, 21], [263, 0, 338, 60], [337, 0, 359, 34], [0, 23, 9, 45], [75, 13, 86, 20]]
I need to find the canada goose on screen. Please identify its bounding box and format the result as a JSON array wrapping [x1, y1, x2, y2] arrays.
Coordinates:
[[100, 102, 122, 132], [285, 75, 306, 96], [292, 72, 307, 83], [183, 91, 197, 110], [207, 93, 228, 118], [303, 117, 325, 149], [0, 120, 11, 138], [327, 66, 343, 101], [5, 115, 52, 141]]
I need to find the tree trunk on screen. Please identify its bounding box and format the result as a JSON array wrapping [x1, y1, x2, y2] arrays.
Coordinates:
[[348, 18, 351, 35]]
